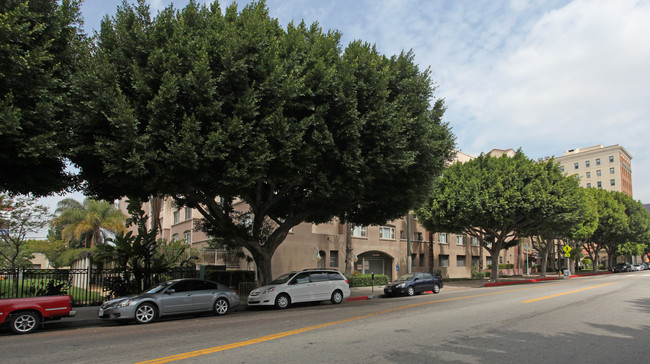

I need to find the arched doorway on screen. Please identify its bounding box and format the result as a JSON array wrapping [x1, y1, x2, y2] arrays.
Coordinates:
[[356, 251, 394, 281]]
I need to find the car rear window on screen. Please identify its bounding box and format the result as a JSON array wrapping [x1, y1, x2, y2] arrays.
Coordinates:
[[310, 272, 329, 282], [328, 272, 344, 280]]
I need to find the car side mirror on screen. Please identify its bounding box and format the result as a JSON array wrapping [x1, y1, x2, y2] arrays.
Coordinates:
[[414, 278, 419, 281], [165, 289, 176, 294]]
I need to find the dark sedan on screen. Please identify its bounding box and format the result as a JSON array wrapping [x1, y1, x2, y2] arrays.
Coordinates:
[[384, 272, 443, 297], [612, 262, 632, 273]]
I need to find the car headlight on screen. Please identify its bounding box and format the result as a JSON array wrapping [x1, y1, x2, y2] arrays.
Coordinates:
[[117, 299, 134, 308], [262, 287, 275, 294], [397, 283, 406, 288]]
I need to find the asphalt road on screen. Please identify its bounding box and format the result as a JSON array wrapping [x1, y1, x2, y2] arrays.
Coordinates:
[[2, 272, 649, 363]]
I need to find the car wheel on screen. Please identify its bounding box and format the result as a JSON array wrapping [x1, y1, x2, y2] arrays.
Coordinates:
[[213, 298, 229, 316], [10, 311, 40, 334], [432, 284, 441, 294], [407, 286, 415, 296], [134, 303, 157, 324], [275, 293, 291, 309], [330, 290, 343, 304]]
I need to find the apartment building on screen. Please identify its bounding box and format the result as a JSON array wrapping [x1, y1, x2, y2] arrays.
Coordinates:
[[118, 149, 527, 281], [555, 144, 633, 197]]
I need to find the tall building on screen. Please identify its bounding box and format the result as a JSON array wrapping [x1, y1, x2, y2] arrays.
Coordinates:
[[555, 144, 632, 197]]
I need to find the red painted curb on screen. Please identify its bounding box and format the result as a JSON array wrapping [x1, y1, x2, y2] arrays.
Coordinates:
[[347, 296, 369, 301]]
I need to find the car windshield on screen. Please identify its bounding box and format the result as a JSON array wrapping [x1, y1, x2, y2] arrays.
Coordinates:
[[395, 274, 414, 282], [271, 273, 295, 284], [145, 281, 174, 294]]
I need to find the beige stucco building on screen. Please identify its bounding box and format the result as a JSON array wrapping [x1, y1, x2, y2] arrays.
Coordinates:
[[117, 149, 528, 281], [555, 144, 633, 197]]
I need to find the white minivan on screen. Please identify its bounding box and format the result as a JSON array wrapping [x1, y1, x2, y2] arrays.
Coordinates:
[[247, 269, 351, 309]]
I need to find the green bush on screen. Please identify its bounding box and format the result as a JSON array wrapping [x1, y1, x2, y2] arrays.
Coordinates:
[[498, 264, 514, 269], [345, 273, 389, 287]]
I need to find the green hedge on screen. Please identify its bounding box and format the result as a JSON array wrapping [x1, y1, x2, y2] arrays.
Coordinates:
[[345, 274, 389, 287]]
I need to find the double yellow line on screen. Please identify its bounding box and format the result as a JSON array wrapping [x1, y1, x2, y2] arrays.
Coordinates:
[[137, 281, 612, 363]]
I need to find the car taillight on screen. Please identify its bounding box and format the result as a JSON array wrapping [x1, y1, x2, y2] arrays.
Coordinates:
[[345, 279, 349, 285], [232, 288, 239, 295]]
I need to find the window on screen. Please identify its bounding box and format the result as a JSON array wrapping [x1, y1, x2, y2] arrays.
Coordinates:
[[310, 272, 329, 282], [438, 233, 447, 244], [379, 226, 395, 239], [414, 232, 423, 241], [411, 254, 417, 266], [610, 167, 615, 174], [173, 210, 180, 224], [438, 254, 449, 267], [184, 207, 192, 220], [183, 230, 191, 244], [609, 155, 614, 163], [400, 230, 406, 240], [610, 179, 616, 186], [585, 160, 590, 167], [597, 181, 602, 188], [596, 158, 601, 166], [471, 256, 480, 267], [351, 225, 367, 237], [586, 172, 591, 178], [471, 236, 479, 246], [456, 235, 464, 245], [486, 257, 492, 266], [574, 162, 579, 169], [171, 233, 179, 241], [596, 170, 601, 177], [419, 253, 425, 267], [586, 183, 592, 188], [292, 273, 310, 284], [456, 255, 466, 267], [499, 256, 503, 264], [329, 251, 339, 268]]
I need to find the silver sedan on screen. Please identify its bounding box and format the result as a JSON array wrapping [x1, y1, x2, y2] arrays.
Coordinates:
[[98, 278, 240, 324]]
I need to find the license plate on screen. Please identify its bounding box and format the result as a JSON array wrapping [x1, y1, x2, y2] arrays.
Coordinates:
[[386, 289, 392, 293], [98, 309, 103, 316]]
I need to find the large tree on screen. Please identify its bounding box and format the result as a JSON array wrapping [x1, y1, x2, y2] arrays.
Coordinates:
[[0, 0, 84, 195], [611, 192, 650, 263], [0, 194, 50, 269], [580, 188, 628, 271], [418, 151, 583, 282], [69, 1, 454, 284]]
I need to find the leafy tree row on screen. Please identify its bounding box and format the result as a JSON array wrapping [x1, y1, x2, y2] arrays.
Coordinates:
[[418, 151, 650, 282]]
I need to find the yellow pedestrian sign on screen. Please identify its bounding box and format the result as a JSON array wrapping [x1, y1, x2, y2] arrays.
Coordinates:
[[562, 245, 572, 254]]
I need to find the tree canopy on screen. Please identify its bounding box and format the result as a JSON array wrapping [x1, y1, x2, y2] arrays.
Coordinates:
[[0, 194, 50, 269], [68, 0, 455, 284], [0, 0, 84, 195], [418, 151, 585, 281]]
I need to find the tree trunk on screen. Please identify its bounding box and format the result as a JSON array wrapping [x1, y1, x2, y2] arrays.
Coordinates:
[[251, 249, 274, 286], [344, 223, 353, 276], [490, 250, 499, 282]]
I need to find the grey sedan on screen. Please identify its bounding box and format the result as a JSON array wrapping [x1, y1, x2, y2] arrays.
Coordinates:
[[98, 278, 240, 324]]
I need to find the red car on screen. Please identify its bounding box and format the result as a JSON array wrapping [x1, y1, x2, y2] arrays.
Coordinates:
[[1, 295, 77, 334]]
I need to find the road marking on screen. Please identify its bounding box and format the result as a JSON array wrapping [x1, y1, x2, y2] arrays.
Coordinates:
[[521, 282, 616, 303], [135, 284, 560, 364]]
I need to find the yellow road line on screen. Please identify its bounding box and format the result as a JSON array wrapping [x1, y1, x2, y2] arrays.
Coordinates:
[[522, 282, 615, 303], [135, 283, 560, 364]]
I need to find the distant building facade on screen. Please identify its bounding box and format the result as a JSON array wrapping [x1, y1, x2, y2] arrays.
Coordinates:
[[555, 144, 633, 197]]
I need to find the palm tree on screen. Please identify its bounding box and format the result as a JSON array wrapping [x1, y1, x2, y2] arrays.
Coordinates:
[[53, 198, 127, 248]]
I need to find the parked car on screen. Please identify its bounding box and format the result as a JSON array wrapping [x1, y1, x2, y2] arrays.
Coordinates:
[[98, 278, 239, 324], [1, 295, 77, 334], [384, 272, 443, 297], [632, 264, 643, 271], [247, 269, 350, 309], [612, 262, 633, 273]]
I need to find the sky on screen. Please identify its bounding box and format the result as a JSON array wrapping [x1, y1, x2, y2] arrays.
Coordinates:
[[37, 0, 650, 233]]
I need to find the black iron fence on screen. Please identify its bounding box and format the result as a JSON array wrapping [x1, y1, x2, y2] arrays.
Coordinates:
[[0, 267, 198, 306]]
